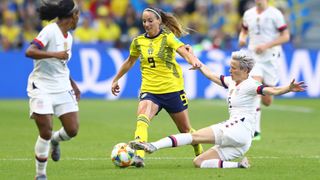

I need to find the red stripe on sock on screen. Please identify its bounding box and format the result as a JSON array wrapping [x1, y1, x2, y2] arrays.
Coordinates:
[[168, 135, 178, 147], [219, 160, 223, 168], [35, 155, 47, 163]]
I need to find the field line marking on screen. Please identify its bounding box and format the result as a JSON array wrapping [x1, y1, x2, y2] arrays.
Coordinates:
[[1, 155, 319, 161]]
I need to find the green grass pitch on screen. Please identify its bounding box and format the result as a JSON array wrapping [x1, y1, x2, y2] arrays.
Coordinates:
[[0, 99, 319, 179]]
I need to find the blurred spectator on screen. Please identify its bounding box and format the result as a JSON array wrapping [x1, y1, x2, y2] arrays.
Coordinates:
[[0, 10, 22, 51], [117, 4, 141, 48], [95, 6, 121, 43], [22, 19, 38, 44], [74, 13, 98, 43], [0, 0, 296, 50], [209, 0, 240, 49]]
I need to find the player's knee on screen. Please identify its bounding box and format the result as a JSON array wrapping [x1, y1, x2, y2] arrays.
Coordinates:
[[66, 126, 79, 138], [40, 130, 52, 140], [178, 126, 190, 133], [193, 156, 202, 168]]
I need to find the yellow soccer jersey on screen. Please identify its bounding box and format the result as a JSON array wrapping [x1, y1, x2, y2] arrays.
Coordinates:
[[130, 30, 185, 94]]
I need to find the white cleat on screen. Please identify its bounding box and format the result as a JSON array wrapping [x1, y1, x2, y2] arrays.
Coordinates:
[[238, 157, 250, 168], [129, 141, 157, 154]]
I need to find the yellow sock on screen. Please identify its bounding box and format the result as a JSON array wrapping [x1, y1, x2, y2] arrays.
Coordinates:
[[134, 114, 150, 158], [190, 128, 203, 156]]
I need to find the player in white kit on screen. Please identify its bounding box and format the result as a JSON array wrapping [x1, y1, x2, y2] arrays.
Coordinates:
[[238, 0, 290, 140], [25, 1, 80, 179], [129, 50, 305, 168]]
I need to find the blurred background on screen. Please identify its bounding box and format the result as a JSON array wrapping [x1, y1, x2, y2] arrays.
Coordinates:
[[0, 0, 319, 99]]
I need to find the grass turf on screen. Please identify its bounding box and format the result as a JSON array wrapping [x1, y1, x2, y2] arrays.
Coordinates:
[[0, 99, 319, 179]]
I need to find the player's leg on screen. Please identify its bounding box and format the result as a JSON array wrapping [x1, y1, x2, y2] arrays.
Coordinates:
[[131, 126, 213, 153], [29, 89, 54, 179], [133, 98, 159, 167], [51, 91, 79, 161], [193, 148, 250, 168], [252, 75, 263, 140], [167, 90, 203, 156], [169, 110, 203, 156], [33, 113, 53, 179], [194, 122, 251, 168]]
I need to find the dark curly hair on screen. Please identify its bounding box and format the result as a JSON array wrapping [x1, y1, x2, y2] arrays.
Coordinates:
[[37, 0, 76, 21]]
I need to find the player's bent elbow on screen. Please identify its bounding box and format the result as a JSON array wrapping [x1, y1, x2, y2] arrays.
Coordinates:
[[262, 96, 273, 106]]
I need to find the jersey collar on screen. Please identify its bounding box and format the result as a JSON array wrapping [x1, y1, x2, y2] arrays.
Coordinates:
[[144, 29, 163, 39]]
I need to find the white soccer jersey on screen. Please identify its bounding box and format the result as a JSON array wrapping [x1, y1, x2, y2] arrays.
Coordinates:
[[220, 76, 264, 132], [242, 6, 287, 62], [27, 23, 73, 93]]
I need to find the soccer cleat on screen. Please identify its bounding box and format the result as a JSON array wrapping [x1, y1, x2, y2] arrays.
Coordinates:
[[129, 141, 157, 154], [131, 155, 145, 168], [192, 144, 203, 156], [35, 174, 47, 180], [253, 132, 261, 141], [238, 157, 250, 168], [51, 140, 60, 161]]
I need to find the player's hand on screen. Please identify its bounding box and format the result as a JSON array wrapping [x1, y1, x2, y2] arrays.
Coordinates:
[[288, 79, 307, 92], [54, 49, 69, 60], [254, 44, 268, 54], [111, 81, 120, 96], [189, 60, 203, 70]]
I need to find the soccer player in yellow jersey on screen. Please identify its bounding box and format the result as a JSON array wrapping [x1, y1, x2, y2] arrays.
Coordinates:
[[111, 7, 203, 167]]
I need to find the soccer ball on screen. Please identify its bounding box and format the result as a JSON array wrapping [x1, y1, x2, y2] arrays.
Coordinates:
[[111, 143, 135, 168]]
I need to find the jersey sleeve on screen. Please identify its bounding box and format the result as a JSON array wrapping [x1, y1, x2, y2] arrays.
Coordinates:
[[249, 80, 265, 95], [273, 8, 287, 32], [129, 38, 140, 57], [220, 75, 231, 89], [32, 25, 52, 49], [167, 32, 184, 51], [241, 11, 249, 30]]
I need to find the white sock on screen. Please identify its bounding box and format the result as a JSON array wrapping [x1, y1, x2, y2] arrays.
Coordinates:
[[51, 128, 71, 143], [152, 133, 192, 150], [200, 159, 239, 168], [35, 136, 50, 176]]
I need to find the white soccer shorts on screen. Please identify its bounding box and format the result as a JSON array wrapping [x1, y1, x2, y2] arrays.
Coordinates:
[[210, 118, 252, 161], [28, 89, 78, 118], [250, 56, 280, 86]]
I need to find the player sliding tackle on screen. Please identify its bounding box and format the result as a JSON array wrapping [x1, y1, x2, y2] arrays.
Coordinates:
[[130, 50, 306, 168]]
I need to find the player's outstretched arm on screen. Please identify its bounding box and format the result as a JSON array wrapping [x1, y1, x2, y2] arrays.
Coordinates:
[[263, 79, 306, 96], [111, 55, 138, 96], [199, 65, 223, 87], [176, 45, 202, 69]]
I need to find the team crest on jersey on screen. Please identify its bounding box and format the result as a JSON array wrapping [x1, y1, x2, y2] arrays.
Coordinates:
[[148, 42, 153, 55], [148, 47, 153, 55], [36, 99, 44, 109], [64, 42, 68, 50]]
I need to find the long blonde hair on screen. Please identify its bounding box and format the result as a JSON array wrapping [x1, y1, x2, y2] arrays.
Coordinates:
[[144, 7, 187, 38]]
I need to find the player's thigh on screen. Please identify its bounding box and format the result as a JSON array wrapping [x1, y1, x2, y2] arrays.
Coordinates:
[[212, 143, 251, 161], [191, 126, 215, 144], [137, 99, 159, 120], [33, 113, 53, 140]]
